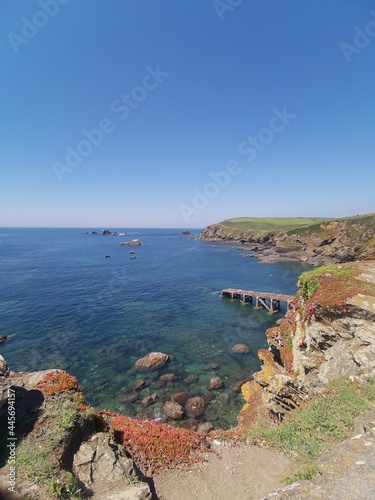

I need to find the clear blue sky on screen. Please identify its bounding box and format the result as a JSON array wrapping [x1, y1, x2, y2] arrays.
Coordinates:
[[1, 0, 374, 228]]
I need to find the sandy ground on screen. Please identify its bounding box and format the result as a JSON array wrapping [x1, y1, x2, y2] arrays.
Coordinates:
[[153, 440, 291, 500]]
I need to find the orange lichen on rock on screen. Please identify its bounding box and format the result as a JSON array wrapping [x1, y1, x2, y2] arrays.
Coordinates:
[[241, 380, 262, 402], [254, 349, 283, 387]]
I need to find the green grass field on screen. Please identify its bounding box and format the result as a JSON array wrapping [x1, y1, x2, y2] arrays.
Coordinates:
[[217, 217, 329, 234]]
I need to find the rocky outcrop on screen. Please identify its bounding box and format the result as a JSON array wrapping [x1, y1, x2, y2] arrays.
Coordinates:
[[73, 432, 151, 499], [200, 214, 375, 266], [0, 364, 152, 500], [135, 352, 170, 371], [120, 240, 144, 246], [238, 261, 375, 427], [0, 355, 9, 377]]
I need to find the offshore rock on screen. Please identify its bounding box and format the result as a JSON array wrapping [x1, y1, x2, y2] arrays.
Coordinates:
[[135, 352, 169, 371]]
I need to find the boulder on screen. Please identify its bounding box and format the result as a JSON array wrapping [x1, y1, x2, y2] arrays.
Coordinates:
[[163, 401, 184, 420], [232, 379, 250, 393], [232, 344, 250, 354], [141, 394, 158, 407], [135, 352, 169, 371], [159, 373, 175, 382], [171, 391, 191, 406], [207, 377, 224, 390], [119, 392, 139, 404], [203, 363, 219, 371], [185, 397, 206, 417], [0, 355, 9, 377], [183, 373, 198, 384], [196, 422, 213, 435], [131, 379, 148, 391], [180, 418, 199, 431], [73, 432, 151, 499]]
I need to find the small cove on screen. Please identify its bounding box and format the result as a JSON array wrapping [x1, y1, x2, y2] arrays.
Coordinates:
[[0, 228, 310, 428]]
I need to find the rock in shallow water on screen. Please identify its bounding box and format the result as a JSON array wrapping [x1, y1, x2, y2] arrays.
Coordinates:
[[163, 401, 184, 420], [135, 352, 169, 371], [207, 377, 224, 390], [232, 344, 250, 354], [185, 397, 206, 417]]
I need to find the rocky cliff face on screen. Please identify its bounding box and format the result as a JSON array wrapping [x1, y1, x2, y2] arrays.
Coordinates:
[[200, 215, 375, 266], [238, 261, 375, 428]]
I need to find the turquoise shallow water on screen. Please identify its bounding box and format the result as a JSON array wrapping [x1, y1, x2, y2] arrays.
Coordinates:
[[0, 228, 310, 428]]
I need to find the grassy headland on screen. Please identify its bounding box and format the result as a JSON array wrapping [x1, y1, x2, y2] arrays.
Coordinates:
[[199, 213, 375, 265]]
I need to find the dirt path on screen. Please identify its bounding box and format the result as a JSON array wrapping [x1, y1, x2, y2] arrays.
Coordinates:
[[153, 440, 291, 500]]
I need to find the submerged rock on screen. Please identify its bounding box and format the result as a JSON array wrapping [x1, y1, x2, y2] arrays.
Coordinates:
[[183, 373, 198, 384], [159, 373, 176, 382], [131, 378, 148, 391], [179, 418, 199, 430], [171, 391, 191, 406], [135, 352, 169, 371], [185, 397, 206, 417], [141, 393, 158, 407], [232, 344, 250, 354], [207, 377, 224, 390], [163, 401, 184, 420], [119, 392, 139, 404], [0, 335, 8, 344], [203, 363, 219, 371], [232, 378, 252, 393]]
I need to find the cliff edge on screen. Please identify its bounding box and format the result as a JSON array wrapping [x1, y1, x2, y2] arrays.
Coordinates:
[[199, 214, 375, 266], [238, 261, 375, 428]]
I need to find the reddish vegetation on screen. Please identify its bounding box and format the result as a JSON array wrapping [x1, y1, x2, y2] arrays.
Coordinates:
[[298, 264, 375, 316], [37, 371, 80, 396], [110, 413, 210, 475]]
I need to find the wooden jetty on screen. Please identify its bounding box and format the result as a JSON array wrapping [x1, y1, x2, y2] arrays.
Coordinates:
[[221, 288, 294, 313]]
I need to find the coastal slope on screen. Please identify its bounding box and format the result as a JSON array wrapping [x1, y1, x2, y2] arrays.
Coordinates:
[[199, 214, 375, 265]]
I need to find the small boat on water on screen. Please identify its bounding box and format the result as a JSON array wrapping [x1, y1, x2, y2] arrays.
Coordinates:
[[130, 255, 136, 259], [105, 254, 111, 258], [130, 250, 135, 254]]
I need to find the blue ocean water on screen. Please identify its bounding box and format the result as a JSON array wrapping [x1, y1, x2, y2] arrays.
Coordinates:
[[0, 228, 309, 428]]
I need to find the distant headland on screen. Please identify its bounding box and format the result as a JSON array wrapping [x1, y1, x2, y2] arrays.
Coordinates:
[[199, 213, 375, 266]]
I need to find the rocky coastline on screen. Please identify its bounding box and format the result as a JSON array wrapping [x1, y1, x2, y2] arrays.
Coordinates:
[[1, 261, 375, 499], [199, 214, 375, 266], [238, 261, 375, 428]]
